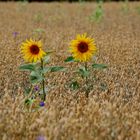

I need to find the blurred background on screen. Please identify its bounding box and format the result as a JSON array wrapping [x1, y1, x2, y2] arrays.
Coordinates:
[[0, 0, 139, 2]]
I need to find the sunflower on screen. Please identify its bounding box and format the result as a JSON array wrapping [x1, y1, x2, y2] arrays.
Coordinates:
[[21, 39, 46, 63], [69, 33, 97, 62]]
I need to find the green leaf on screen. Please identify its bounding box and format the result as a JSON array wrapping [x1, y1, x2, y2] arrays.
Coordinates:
[[64, 56, 75, 62], [78, 66, 89, 78], [92, 64, 107, 69], [19, 63, 36, 71], [34, 13, 43, 22], [100, 83, 108, 91], [41, 67, 50, 74], [34, 28, 45, 33], [89, 1, 103, 23], [30, 71, 43, 84], [24, 87, 31, 95], [24, 98, 34, 105], [50, 66, 66, 72], [70, 81, 80, 90]]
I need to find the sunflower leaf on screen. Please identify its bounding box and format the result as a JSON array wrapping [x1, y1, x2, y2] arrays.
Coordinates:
[[70, 81, 80, 90], [64, 56, 75, 62], [41, 67, 50, 74], [50, 66, 66, 72], [24, 98, 34, 105], [30, 71, 43, 84], [19, 63, 36, 71], [33, 28, 45, 33], [78, 66, 89, 78], [92, 64, 107, 69], [24, 87, 32, 95]]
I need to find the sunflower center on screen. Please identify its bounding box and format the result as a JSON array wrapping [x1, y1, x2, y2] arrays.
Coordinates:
[[30, 45, 39, 55], [78, 42, 88, 53]]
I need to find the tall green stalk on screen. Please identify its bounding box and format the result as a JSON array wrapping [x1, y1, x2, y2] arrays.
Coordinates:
[[41, 59, 46, 101], [85, 62, 89, 98]]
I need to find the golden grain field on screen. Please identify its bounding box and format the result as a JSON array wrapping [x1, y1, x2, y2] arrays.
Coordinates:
[[0, 2, 140, 140]]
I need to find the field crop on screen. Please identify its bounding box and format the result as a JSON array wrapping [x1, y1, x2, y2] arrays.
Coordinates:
[[0, 2, 140, 140]]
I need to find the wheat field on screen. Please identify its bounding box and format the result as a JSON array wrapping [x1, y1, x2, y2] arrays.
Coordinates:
[[0, 2, 140, 140]]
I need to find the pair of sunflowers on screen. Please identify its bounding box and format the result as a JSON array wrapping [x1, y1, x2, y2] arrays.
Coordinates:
[[21, 33, 97, 63]]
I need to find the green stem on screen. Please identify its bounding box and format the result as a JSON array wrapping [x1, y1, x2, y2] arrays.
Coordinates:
[[41, 59, 46, 101], [85, 62, 89, 98]]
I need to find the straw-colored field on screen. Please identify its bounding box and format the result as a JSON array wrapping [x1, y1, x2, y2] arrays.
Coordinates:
[[0, 2, 140, 140]]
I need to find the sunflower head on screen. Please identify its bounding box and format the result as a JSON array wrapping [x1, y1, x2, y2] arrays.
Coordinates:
[[21, 39, 46, 63], [69, 33, 97, 62]]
